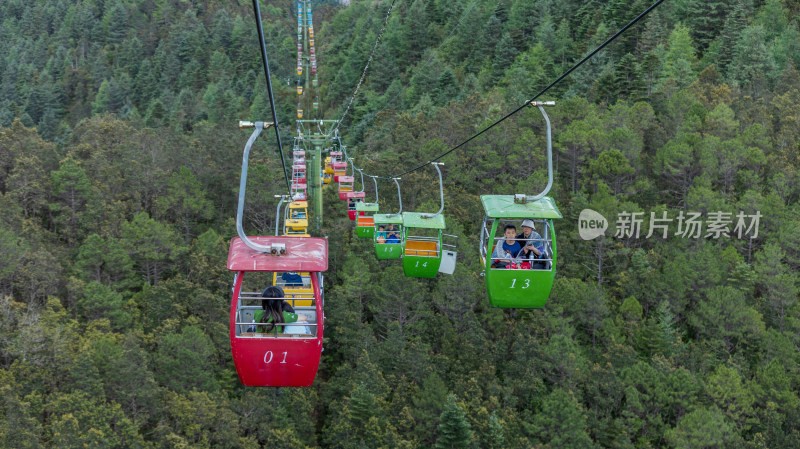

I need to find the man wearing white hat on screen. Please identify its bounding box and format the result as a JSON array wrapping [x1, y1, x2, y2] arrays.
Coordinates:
[[518, 219, 544, 263]]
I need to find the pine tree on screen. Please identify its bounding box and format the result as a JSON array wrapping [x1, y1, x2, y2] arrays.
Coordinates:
[[434, 394, 473, 449]]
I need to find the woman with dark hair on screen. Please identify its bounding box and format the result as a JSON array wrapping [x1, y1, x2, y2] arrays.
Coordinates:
[[252, 286, 309, 334]]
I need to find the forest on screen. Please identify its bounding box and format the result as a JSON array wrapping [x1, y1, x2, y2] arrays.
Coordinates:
[[1, 0, 800, 447]]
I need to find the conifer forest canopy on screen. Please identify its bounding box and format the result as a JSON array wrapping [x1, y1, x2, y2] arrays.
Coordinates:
[[1, 0, 800, 447]]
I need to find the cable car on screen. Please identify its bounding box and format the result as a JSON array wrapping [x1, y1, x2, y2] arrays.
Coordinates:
[[400, 163, 457, 278], [297, 85, 303, 95], [292, 164, 306, 184], [330, 151, 342, 163], [291, 182, 307, 202], [355, 175, 380, 238], [373, 178, 404, 259], [284, 201, 309, 236], [272, 197, 312, 307], [322, 172, 332, 185], [480, 101, 560, 308], [324, 157, 333, 174], [313, 102, 319, 111], [337, 175, 353, 200], [312, 78, 318, 88], [297, 109, 303, 118], [228, 236, 327, 387], [230, 122, 327, 387], [374, 214, 403, 259], [356, 202, 379, 238], [345, 191, 365, 221], [332, 162, 347, 182]]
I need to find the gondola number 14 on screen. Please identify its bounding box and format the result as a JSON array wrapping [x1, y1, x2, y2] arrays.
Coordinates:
[[509, 279, 530, 289], [264, 351, 288, 364]]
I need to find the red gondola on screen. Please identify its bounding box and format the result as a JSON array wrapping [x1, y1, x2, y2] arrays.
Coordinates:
[[338, 175, 354, 200], [346, 191, 366, 220], [228, 236, 328, 387], [332, 162, 347, 182]]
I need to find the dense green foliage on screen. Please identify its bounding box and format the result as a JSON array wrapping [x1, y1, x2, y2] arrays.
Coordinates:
[[2, 0, 800, 447]]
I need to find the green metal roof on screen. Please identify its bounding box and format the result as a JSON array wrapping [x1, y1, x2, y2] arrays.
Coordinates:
[[373, 213, 404, 225], [402, 212, 446, 229], [355, 202, 380, 212], [480, 195, 563, 219]]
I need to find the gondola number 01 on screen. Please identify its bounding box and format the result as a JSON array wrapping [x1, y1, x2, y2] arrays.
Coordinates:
[[509, 279, 530, 289], [264, 351, 288, 364]]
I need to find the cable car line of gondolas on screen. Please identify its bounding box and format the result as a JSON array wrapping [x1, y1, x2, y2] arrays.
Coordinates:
[[228, 0, 666, 387]]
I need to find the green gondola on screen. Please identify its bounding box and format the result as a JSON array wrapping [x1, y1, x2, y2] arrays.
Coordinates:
[[373, 213, 403, 259], [355, 202, 379, 238], [373, 178, 404, 259], [480, 101, 560, 308], [402, 212, 445, 278], [356, 175, 380, 239], [480, 195, 562, 308], [401, 163, 457, 277]]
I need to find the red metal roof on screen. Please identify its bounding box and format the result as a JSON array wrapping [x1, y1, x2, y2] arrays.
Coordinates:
[[227, 236, 328, 272]]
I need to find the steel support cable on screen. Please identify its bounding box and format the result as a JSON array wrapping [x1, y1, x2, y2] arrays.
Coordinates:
[[252, 0, 291, 193], [332, 0, 398, 136], [359, 0, 666, 180], [343, 0, 482, 133]]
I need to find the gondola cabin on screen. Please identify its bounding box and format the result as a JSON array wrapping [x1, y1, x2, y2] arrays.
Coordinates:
[[332, 162, 347, 182], [373, 213, 403, 259], [401, 212, 445, 278], [480, 195, 561, 308], [324, 157, 333, 174], [346, 191, 365, 221], [337, 176, 354, 200], [291, 183, 307, 200], [271, 271, 314, 307], [355, 202, 379, 238], [292, 164, 306, 184], [284, 201, 309, 236], [228, 236, 327, 387]]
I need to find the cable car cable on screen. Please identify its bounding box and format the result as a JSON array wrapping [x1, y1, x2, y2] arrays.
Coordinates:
[[354, 0, 665, 181], [333, 0, 398, 136], [251, 0, 291, 193]]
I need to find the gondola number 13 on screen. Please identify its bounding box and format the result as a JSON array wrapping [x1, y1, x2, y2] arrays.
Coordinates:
[[509, 279, 530, 289]]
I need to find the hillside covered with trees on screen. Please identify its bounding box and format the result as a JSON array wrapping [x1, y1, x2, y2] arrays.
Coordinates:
[[1, 0, 800, 447]]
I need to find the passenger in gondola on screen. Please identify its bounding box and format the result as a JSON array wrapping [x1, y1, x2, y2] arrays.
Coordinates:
[[517, 219, 548, 269], [376, 225, 387, 243], [281, 272, 304, 286], [252, 286, 309, 334], [491, 224, 522, 268], [386, 224, 401, 244]]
